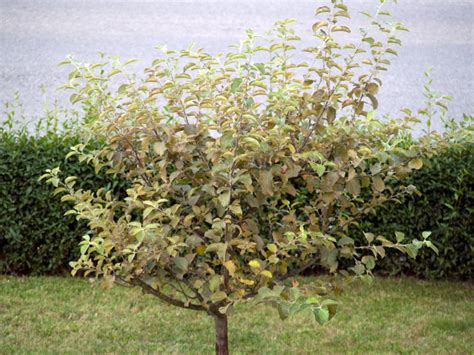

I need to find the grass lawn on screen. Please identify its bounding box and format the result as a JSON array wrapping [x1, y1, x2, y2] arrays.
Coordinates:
[[0, 276, 473, 354]]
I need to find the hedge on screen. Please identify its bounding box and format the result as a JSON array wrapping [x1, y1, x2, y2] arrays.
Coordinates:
[[0, 126, 125, 275], [1, 125, 472, 278], [358, 142, 473, 280]]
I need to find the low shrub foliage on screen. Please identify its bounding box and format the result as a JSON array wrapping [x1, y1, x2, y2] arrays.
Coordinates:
[[360, 140, 473, 280], [1, 121, 470, 278], [0, 113, 126, 275], [0, 127, 82, 275], [1, 119, 471, 279]]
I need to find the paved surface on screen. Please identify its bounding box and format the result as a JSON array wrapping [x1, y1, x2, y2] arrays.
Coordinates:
[[1, 0, 473, 130]]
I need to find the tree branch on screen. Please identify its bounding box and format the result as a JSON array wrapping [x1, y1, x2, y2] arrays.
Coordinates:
[[133, 278, 206, 312]]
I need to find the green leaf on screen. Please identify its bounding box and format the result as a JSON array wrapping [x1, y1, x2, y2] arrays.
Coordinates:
[[367, 93, 378, 109], [395, 231, 405, 243], [314, 164, 326, 177], [306, 296, 319, 304], [361, 255, 375, 270], [406, 244, 419, 259], [218, 191, 231, 208], [425, 241, 439, 255], [352, 263, 365, 275], [174, 257, 189, 272], [338, 237, 354, 246], [206, 243, 228, 261], [422, 231, 432, 240], [80, 244, 89, 255], [277, 303, 290, 320], [124, 58, 139, 66], [254, 63, 265, 74], [321, 300, 338, 320], [363, 232, 374, 244], [313, 307, 330, 325], [231, 78, 243, 93], [210, 291, 227, 302], [220, 131, 235, 148], [386, 48, 398, 56]]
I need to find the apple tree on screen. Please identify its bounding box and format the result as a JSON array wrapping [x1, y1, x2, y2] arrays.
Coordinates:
[[43, 1, 441, 353]]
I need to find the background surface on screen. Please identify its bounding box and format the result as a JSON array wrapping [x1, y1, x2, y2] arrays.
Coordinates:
[[1, 0, 473, 129]]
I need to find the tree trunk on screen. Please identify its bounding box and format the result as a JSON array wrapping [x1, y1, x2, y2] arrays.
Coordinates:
[[213, 313, 229, 355]]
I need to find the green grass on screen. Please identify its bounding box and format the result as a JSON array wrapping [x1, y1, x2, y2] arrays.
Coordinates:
[[0, 276, 473, 354]]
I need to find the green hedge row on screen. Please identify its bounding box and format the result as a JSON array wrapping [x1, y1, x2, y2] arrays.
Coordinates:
[[358, 142, 473, 280], [1, 126, 472, 278], [0, 127, 125, 275]]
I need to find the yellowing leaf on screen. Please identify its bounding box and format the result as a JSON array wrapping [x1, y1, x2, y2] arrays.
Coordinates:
[[224, 260, 236, 276], [367, 83, 379, 95], [346, 178, 361, 196], [239, 278, 255, 286], [312, 21, 328, 32], [260, 270, 272, 278], [250, 80, 267, 90], [258, 170, 274, 196], [249, 260, 261, 269], [267, 243, 278, 253], [210, 291, 227, 302], [196, 245, 206, 255], [408, 158, 423, 170], [315, 6, 330, 15], [335, 10, 350, 18], [209, 274, 221, 292], [153, 142, 166, 156], [242, 113, 258, 123], [332, 26, 351, 33], [372, 176, 385, 192], [225, 106, 241, 115], [229, 202, 243, 217], [242, 137, 260, 149]]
